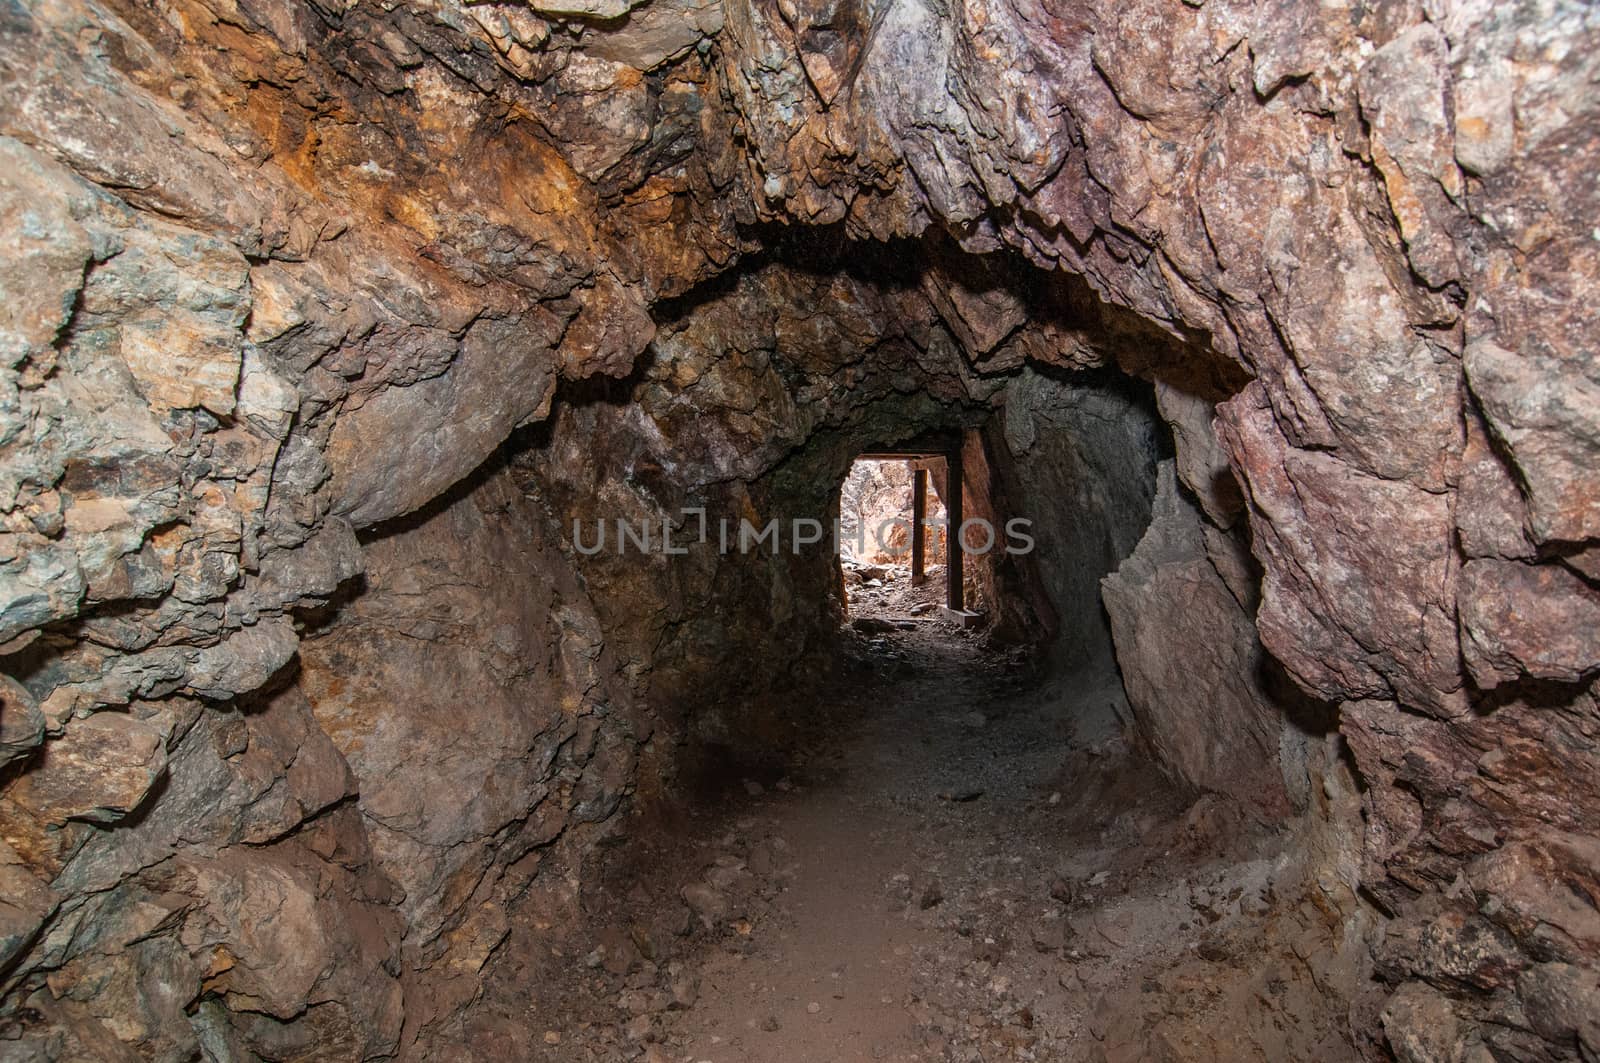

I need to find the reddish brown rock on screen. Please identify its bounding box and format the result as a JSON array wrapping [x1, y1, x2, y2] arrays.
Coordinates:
[[1459, 559, 1600, 689], [1218, 387, 1465, 718], [1103, 464, 1289, 813], [0, 0, 1595, 1055], [298, 461, 640, 1010], [5, 713, 166, 827]]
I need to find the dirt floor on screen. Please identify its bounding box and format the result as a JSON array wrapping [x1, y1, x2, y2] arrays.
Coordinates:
[[456, 566, 1366, 1062]]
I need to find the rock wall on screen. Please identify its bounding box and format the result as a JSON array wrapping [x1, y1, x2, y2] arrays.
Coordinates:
[[297, 461, 641, 1048], [1103, 461, 1291, 814], [1, 0, 1597, 1057], [0, 0, 744, 1052], [996, 368, 1164, 679], [717, 0, 1600, 1052]]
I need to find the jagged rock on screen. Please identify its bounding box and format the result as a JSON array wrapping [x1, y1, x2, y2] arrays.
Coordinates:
[[1103, 463, 1289, 813], [583, 0, 726, 70], [529, 0, 647, 18], [0, 138, 94, 367], [1466, 333, 1600, 547], [0, 684, 401, 1060], [4, 712, 166, 826], [327, 309, 570, 528], [0, 674, 44, 770], [0, 839, 56, 971], [1458, 559, 1600, 688], [1218, 389, 1465, 718], [1380, 982, 1470, 1063], [0, 0, 1595, 1055], [1153, 382, 1243, 530], [1517, 962, 1600, 1057], [84, 218, 251, 418], [252, 518, 364, 608], [186, 619, 299, 702], [299, 463, 633, 959], [1359, 24, 1464, 290], [1456, 411, 1538, 563]]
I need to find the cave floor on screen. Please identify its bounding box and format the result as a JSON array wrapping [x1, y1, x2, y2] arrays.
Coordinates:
[[453, 604, 1359, 1062]]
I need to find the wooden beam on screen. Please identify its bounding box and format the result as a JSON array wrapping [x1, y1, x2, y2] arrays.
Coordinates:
[[945, 447, 964, 611], [911, 465, 927, 586]]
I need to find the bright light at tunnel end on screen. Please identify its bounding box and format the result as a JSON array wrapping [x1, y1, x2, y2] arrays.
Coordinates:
[[568, 510, 1036, 557]]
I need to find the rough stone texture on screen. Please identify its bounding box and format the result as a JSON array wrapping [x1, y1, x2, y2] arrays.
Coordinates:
[[296, 461, 642, 1049], [1103, 462, 1289, 815], [992, 367, 1167, 746], [0, 675, 44, 772], [3, 712, 166, 828], [1458, 559, 1600, 689], [0, 0, 738, 1050], [0, 0, 1595, 1056], [0, 682, 405, 1061], [1219, 388, 1466, 718]]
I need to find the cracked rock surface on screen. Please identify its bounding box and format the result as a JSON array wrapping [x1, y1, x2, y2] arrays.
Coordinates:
[[0, 0, 1597, 1058]]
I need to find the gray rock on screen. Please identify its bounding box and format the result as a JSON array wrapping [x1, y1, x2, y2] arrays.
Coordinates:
[[681, 881, 728, 928], [0, 675, 44, 770], [187, 619, 299, 701], [1102, 464, 1289, 810]]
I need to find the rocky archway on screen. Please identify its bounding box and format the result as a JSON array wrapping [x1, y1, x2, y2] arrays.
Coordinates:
[[1, 0, 1596, 1059]]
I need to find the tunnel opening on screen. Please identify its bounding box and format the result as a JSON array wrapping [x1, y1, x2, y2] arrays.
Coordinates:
[[838, 454, 952, 625], [482, 346, 1352, 1062], [4, 2, 1593, 1059], [475, 312, 1343, 1060], [838, 451, 960, 624]]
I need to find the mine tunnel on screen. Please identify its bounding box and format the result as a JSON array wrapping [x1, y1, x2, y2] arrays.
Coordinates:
[[2, 1, 1598, 1061]]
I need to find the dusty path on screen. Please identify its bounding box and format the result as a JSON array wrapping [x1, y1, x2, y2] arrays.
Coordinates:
[[460, 577, 1363, 1062], [667, 624, 1064, 1062]]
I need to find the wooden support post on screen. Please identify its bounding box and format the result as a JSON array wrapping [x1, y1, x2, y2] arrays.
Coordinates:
[[945, 449, 964, 611], [911, 465, 927, 586]]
